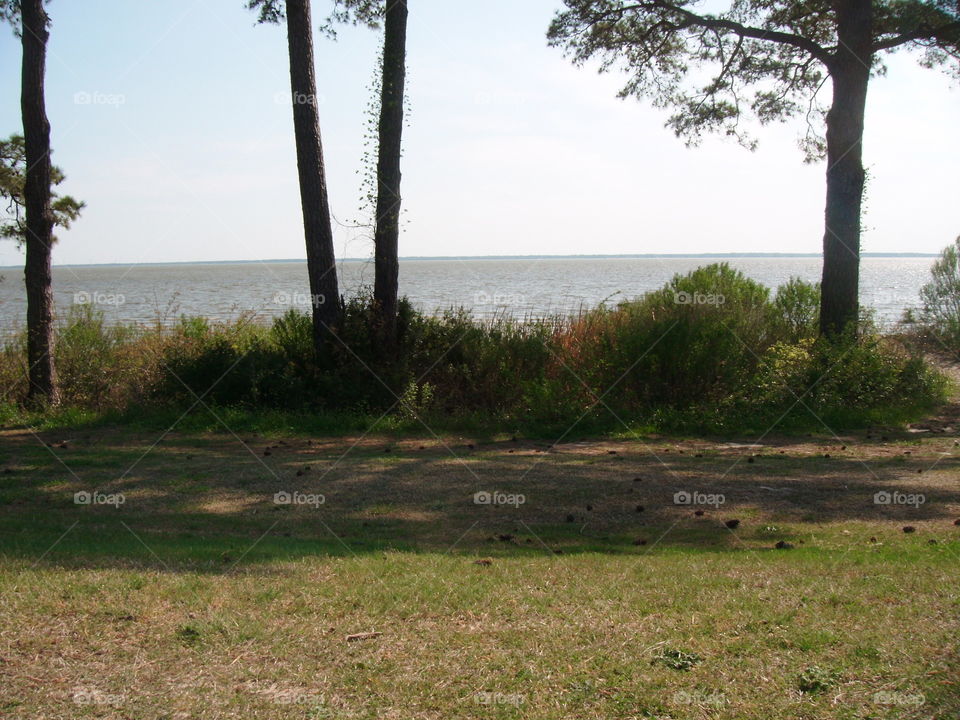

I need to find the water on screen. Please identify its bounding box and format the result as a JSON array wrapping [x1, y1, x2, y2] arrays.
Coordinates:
[[0, 256, 935, 337]]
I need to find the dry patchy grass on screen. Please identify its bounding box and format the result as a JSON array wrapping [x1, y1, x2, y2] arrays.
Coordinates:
[[1, 427, 959, 719]]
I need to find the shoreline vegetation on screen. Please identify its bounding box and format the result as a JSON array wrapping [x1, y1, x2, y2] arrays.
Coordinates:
[[1, 263, 948, 438]]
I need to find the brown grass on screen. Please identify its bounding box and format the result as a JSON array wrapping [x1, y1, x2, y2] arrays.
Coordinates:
[[1, 427, 959, 718]]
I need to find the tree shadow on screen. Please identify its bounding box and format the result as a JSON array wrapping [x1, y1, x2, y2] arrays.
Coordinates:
[[2, 428, 959, 573]]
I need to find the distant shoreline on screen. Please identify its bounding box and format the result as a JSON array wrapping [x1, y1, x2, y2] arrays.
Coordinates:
[[0, 252, 938, 270]]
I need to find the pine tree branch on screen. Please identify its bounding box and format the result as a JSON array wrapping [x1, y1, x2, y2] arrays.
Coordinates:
[[608, 1, 833, 64], [873, 20, 960, 52]]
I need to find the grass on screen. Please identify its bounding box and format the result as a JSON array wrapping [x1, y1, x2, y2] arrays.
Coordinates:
[[1, 423, 959, 718]]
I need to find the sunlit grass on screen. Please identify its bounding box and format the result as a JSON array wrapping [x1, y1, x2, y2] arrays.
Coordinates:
[[1, 427, 958, 718]]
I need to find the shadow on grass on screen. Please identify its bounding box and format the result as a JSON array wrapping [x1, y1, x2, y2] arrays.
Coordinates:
[[2, 426, 960, 572]]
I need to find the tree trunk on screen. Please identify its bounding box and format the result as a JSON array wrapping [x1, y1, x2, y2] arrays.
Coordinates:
[[373, 0, 408, 347], [284, 0, 341, 351], [21, 0, 59, 406], [819, 0, 872, 338]]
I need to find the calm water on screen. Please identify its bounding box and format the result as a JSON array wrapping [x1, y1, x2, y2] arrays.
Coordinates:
[[0, 256, 935, 337]]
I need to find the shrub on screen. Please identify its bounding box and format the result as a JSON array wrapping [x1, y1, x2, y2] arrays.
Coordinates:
[[56, 306, 139, 409], [772, 277, 820, 342], [270, 309, 313, 363], [548, 264, 774, 412], [157, 316, 288, 408], [409, 310, 554, 415], [0, 306, 164, 411], [0, 334, 26, 402], [749, 334, 944, 429], [918, 236, 960, 349]]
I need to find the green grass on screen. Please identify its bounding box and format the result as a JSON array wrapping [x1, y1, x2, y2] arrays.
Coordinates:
[[1, 425, 959, 718], [0, 394, 947, 445]]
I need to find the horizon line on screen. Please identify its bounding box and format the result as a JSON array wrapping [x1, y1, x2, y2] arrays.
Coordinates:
[[0, 252, 938, 270]]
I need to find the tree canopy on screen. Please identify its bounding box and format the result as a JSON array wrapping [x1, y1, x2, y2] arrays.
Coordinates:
[[548, 1, 960, 157], [247, 0, 384, 33]]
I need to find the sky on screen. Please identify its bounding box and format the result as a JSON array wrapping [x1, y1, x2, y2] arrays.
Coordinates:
[[0, 0, 958, 267]]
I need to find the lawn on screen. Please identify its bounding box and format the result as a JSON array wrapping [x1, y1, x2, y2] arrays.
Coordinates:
[[1, 425, 959, 719]]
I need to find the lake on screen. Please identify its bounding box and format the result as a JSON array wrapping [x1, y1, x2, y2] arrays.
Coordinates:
[[0, 256, 936, 337]]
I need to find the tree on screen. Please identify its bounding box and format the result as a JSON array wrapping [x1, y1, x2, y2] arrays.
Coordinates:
[[250, 0, 345, 353], [0, 135, 83, 402], [1, 134, 84, 244], [1, 0, 71, 405], [548, 1, 960, 337], [251, 0, 408, 350], [372, 0, 407, 346]]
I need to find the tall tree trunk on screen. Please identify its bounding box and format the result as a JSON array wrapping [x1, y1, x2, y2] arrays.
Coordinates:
[[819, 0, 872, 338], [373, 0, 408, 347], [285, 0, 341, 351], [21, 0, 58, 406]]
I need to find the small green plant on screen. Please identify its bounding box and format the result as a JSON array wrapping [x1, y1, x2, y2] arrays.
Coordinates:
[[652, 648, 702, 671], [797, 665, 839, 693], [175, 624, 202, 647], [399, 381, 435, 421], [177, 315, 210, 341]]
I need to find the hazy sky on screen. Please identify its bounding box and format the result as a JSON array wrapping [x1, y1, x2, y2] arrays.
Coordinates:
[[0, 0, 957, 267]]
